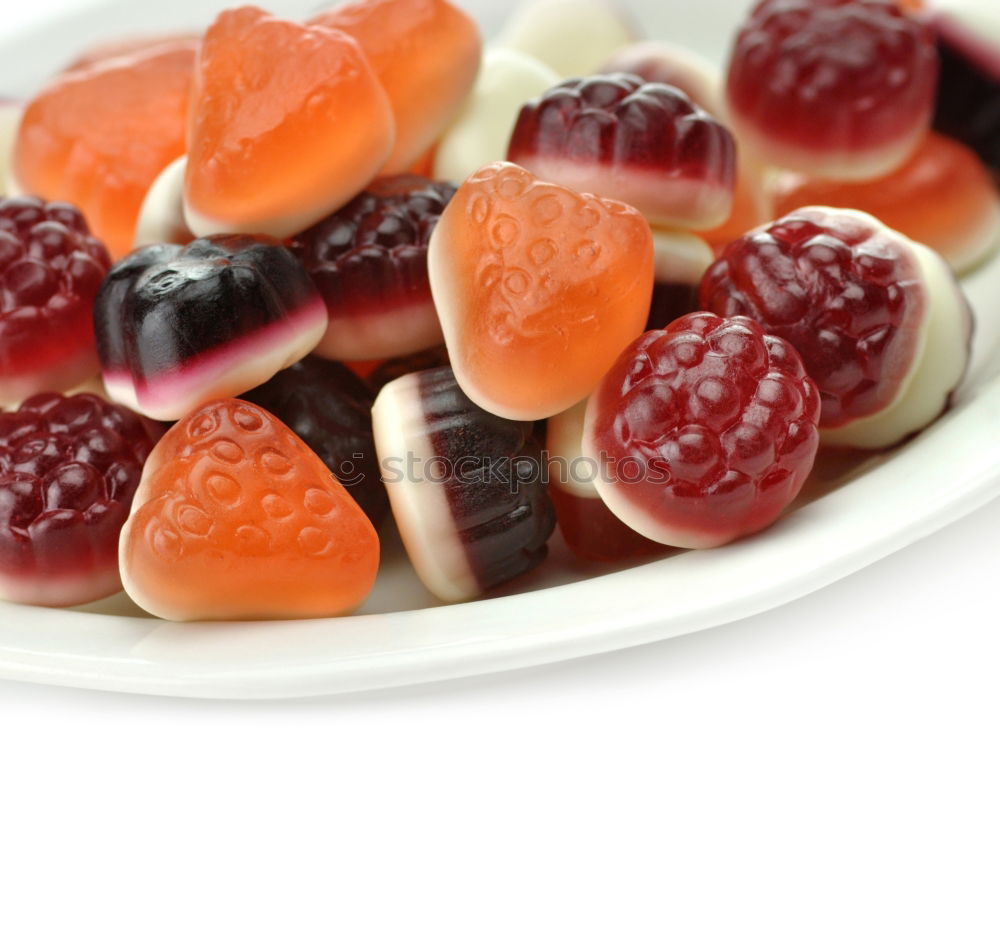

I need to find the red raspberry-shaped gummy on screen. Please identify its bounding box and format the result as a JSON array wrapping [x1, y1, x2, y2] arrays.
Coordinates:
[[507, 74, 736, 229], [290, 175, 456, 361], [699, 207, 972, 446], [726, 0, 938, 180], [583, 314, 820, 548], [0, 392, 156, 605], [0, 196, 111, 405]]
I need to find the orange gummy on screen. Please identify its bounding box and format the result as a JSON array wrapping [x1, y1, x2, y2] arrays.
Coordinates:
[[428, 161, 654, 421], [120, 399, 380, 621], [14, 40, 197, 258], [312, 0, 480, 175], [771, 131, 1000, 273], [184, 6, 394, 239]]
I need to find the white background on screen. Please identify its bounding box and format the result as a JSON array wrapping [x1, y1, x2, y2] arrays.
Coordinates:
[[1, 0, 998, 940]]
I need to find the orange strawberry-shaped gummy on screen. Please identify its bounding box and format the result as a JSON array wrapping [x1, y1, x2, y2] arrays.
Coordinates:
[[120, 399, 380, 621], [427, 161, 654, 421], [771, 131, 1000, 275], [311, 0, 480, 175], [184, 6, 394, 240], [13, 40, 197, 258]]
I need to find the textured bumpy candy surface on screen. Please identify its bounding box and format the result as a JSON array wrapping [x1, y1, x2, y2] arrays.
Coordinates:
[[290, 175, 455, 361], [508, 75, 736, 230], [120, 398, 379, 621], [0, 392, 155, 606], [242, 356, 387, 526], [772, 133, 1000, 275], [372, 367, 555, 602], [311, 0, 481, 175], [428, 161, 654, 420], [94, 235, 327, 421], [726, 0, 938, 180], [583, 314, 821, 548], [700, 207, 971, 448], [0, 196, 111, 406], [14, 40, 196, 258], [184, 6, 394, 240]]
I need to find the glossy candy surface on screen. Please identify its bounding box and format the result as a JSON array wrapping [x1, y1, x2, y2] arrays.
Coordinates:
[[700, 207, 971, 448], [0, 196, 111, 406], [726, 0, 938, 180], [184, 6, 394, 240], [94, 235, 327, 421], [14, 40, 196, 258], [120, 398, 380, 621], [311, 0, 481, 175], [583, 314, 821, 548], [508, 74, 736, 230], [372, 367, 554, 602], [242, 356, 387, 526], [0, 392, 155, 606], [428, 161, 654, 420], [772, 132, 1000, 275], [289, 175, 455, 361]]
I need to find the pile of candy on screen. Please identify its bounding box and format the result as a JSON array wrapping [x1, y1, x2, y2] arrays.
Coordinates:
[[0, 0, 997, 620]]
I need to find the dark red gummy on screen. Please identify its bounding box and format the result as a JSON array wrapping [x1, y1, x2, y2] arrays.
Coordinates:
[[0, 196, 111, 386], [589, 314, 820, 544], [93, 235, 318, 380], [289, 175, 456, 324], [507, 74, 734, 180], [416, 367, 555, 593], [0, 392, 156, 578], [241, 355, 387, 526], [726, 0, 937, 154], [699, 208, 924, 428]]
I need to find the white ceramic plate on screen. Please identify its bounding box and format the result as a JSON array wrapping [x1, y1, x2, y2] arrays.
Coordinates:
[[2, 0, 999, 698]]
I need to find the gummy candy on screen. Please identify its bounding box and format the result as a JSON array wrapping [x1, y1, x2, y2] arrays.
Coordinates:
[[583, 314, 821, 548], [0, 196, 111, 406], [13, 39, 196, 258], [0, 392, 155, 606], [726, 0, 938, 180], [311, 0, 481, 175], [372, 367, 554, 602], [120, 398, 379, 620], [508, 74, 736, 230], [133, 156, 194, 249], [700, 207, 972, 449], [428, 161, 654, 421], [184, 6, 394, 240], [94, 236, 327, 421], [772, 132, 1000, 275], [289, 175, 455, 361]]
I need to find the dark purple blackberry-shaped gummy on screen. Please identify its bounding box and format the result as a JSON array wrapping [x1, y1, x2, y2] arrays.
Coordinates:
[[241, 356, 387, 526], [416, 367, 555, 592], [507, 73, 735, 180], [0, 392, 156, 603], [290, 175, 455, 359], [93, 235, 318, 380]]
